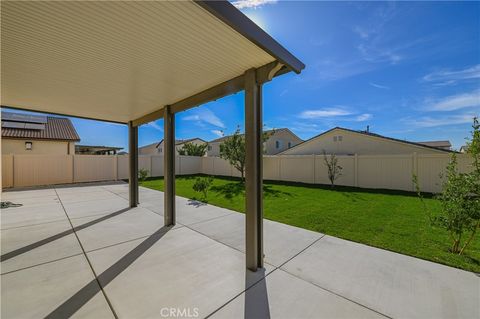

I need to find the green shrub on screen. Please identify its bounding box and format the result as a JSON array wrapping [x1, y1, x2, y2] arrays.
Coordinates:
[[138, 168, 149, 182], [192, 176, 213, 201]]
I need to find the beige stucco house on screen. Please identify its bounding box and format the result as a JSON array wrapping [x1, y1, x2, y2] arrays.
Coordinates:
[[207, 128, 302, 157], [1, 111, 80, 155], [139, 138, 206, 155], [280, 127, 453, 156]]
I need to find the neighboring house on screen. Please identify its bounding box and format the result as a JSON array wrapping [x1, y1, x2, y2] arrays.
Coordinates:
[[1, 111, 80, 155], [138, 142, 159, 155], [459, 145, 469, 153], [75, 145, 123, 155], [417, 140, 452, 151], [280, 127, 453, 156], [207, 128, 302, 157], [139, 138, 206, 155]]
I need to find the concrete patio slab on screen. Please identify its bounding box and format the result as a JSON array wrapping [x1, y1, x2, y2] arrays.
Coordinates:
[[1, 194, 60, 207], [190, 212, 323, 266], [1, 188, 57, 200], [61, 197, 129, 220], [72, 207, 179, 252], [176, 199, 234, 226], [2, 183, 478, 319], [211, 268, 386, 319], [1, 254, 114, 319], [86, 226, 275, 318], [281, 235, 480, 319], [1, 219, 83, 274], [58, 190, 123, 204], [1, 204, 67, 230]]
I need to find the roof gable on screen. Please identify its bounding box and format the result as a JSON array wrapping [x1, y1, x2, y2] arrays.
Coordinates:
[[280, 127, 455, 154]]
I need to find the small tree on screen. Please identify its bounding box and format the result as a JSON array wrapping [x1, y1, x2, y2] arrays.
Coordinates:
[[138, 168, 149, 182], [413, 117, 480, 255], [192, 176, 213, 201], [178, 142, 207, 157], [323, 150, 342, 187], [219, 128, 273, 181]]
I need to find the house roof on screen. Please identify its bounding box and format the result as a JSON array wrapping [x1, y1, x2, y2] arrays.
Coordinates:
[[1, 1, 304, 124], [417, 140, 452, 148], [1, 112, 80, 141], [75, 145, 123, 151], [279, 127, 455, 154], [208, 128, 300, 143], [155, 138, 206, 148]]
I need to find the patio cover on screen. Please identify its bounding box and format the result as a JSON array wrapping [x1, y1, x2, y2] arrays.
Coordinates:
[[1, 0, 304, 124], [1, 0, 305, 271]]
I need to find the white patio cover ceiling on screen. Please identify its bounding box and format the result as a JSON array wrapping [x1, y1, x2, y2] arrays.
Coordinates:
[[1, 1, 303, 124]]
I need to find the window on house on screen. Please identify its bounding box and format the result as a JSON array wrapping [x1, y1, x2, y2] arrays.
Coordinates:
[[288, 142, 292, 148], [338, 136, 343, 141], [208, 145, 212, 151], [159, 148, 163, 152], [25, 141, 32, 150], [275, 140, 280, 149], [333, 136, 337, 142]]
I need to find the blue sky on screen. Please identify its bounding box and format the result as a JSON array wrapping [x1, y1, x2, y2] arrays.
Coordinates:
[[5, 1, 479, 151]]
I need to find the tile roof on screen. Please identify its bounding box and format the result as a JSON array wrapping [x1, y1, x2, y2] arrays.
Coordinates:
[[2, 114, 80, 141]]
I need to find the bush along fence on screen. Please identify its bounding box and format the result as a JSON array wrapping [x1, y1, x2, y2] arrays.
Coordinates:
[[1, 153, 473, 193]]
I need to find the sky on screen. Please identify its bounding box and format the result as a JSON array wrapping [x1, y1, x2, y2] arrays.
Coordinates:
[[4, 1, 479, 151]]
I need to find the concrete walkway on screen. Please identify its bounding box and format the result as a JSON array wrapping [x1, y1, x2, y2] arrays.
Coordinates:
[[1, 182, 478, 319]]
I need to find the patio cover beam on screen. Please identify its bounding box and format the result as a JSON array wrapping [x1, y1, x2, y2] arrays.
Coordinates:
[[132, 61, 288, 127]]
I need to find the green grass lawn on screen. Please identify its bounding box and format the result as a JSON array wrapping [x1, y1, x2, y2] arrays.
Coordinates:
[[140, 175, 480, 272]]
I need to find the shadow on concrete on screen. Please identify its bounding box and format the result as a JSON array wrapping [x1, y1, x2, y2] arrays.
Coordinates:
[[244, 268, 270, 319], [0, 207, 131, 262], [45, 226, 172, 319], [187, 199, 207, 208]]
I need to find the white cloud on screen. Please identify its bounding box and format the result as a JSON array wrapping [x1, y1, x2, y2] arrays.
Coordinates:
[[211, 130, 224, 137], [299, 107, 353, 119], [404, 114, 476, 128], [231, 0, 277, 9], [369, 82, 389, 90], [355, 113, 372, 122], [428, 90, 480, 111], [183, 108, 225, 128], [147, 121, 162, 131], [422, 65, 480, 85]]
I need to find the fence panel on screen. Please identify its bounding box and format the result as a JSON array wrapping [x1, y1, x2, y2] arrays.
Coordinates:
[[1, 152, 473, 193], [417, 154, 472, 193], [178, 156, 202, 175], [315, 155, 355, 186], [278, 155, 315, 183], [2, 154, 14, 188], [357, 155, 413, 191], [212, 157, 233, 176], [117, 155, 129, 180], [151, 155, 164, 177], [263, 156, 280, 180], [13, 155, 73, 187], [74, 155, 116, 182]]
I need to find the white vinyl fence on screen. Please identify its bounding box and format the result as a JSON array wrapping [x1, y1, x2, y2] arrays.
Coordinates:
[[1, 153, 473, 193]]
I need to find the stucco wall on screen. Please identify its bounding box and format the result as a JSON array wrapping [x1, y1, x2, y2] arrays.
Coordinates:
[[2, 138, 74, 155], [281, 129, 446, 155], [138, 143, 159, 155]]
